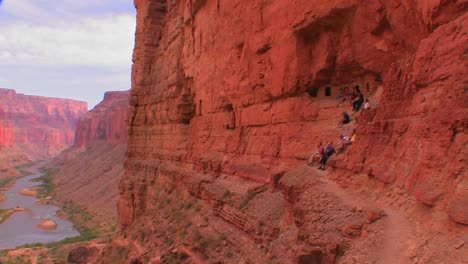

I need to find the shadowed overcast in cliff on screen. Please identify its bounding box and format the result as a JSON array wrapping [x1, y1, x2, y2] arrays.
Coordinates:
[[0, 0, 135, 108]]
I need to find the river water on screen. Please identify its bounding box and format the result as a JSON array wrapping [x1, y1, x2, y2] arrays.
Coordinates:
[[0, 164, 79, 249]]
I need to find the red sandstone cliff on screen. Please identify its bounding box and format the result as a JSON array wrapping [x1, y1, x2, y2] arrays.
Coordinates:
[[0, 88, 88, 156], [48, 91, 129, 224], [0, 118, 14, 147], [104, 1, 466, 263], [75, 91, 129, 146]]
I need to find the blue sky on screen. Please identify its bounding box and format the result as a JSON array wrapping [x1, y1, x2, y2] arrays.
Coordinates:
[[0, 0, 136, 108]]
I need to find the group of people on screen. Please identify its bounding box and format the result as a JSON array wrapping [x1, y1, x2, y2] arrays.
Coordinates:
[[337, 86, 370, 111], [308, 84, 371, 171], [336, 86, 371, 128], [307, 130, 356, 170], [307, 85, 370, 170], [307, 141, 335, 170]]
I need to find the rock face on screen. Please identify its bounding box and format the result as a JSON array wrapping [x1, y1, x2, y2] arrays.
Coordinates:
[[112, 1, 467, 263], [336, 12, 468, 223], [0, 118, 14, 147], [48, 91, 129, 225], [68, 246, 101, 264], [74, 91, 130, 146], [0, 88, 87, 156]]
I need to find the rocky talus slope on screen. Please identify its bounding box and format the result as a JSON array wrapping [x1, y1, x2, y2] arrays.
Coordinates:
[[47, 91, 130, 224], [98, 1, 466, 263]]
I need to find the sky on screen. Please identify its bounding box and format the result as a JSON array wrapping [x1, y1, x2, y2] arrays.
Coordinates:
[[0, 0, 136, 108]]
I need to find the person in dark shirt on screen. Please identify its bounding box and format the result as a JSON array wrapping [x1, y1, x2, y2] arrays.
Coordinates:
[[353, 92, 365, 111], [337, 112, 351, 127]]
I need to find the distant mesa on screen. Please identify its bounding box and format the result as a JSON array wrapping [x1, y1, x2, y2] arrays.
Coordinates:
[[0, 88, 88, 157]]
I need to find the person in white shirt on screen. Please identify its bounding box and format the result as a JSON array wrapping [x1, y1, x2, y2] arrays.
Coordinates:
[[337, 135, 351, 153], [363, 99, 370, 110]]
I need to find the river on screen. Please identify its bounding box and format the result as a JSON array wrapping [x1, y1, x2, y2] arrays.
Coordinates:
[[0, 164, 79, 249]]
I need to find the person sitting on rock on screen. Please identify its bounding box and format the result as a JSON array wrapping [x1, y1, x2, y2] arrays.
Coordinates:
[[336, 88, 344, 99], [355, 99, 371, 124], [337, 135, 351, 154], [343, 87, 351, 102], [353, 92, 365, 112], [363, 99, 371, 110], [308, 142, 324, 166], [337, 112, 351, 127], [353, 85, 361, 98], [336, 88, 346, 105], [319, 142, 336, 170]]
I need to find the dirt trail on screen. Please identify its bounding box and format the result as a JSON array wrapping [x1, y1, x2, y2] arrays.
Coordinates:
[[315, 171, 415, 263], [379, 207, 415, 264], [307, 93, 418, 263]]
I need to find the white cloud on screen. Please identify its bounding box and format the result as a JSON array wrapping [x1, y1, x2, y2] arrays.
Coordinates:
[[2, 0, 132, 20], [0, 14, 135, 69], [0, 0, 135, 107]]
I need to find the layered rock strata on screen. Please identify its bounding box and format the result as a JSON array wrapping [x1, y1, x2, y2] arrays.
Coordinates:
[[74, 91, 130, 146], [113, 0, 467, 263]]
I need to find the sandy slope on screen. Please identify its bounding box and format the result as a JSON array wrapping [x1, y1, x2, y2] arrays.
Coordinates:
[[47, 142, 125, 224]]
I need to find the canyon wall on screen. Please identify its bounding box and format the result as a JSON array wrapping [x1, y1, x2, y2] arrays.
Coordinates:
[[110, 0, 467, 263], [0, 88, 88, 156], [49, 91, 129, 224], [0, 118, 14, 147], [0, 88, 87, 178], [74, 91, 130, 146]]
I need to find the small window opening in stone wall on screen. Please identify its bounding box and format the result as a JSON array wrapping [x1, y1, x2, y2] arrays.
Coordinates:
[[198, 100, 203, 116], [325, 87, 332, 96], [225, 103, 233, 112]]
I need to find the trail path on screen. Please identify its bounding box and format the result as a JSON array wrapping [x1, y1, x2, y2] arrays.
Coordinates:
[[314, 170, 415, 264]]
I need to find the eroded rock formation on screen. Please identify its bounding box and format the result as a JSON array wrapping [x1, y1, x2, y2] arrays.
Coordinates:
[[75, 91, 130, 146], [48, 91, 129, 224], [0, 118, 14, 147], [110, 0, 466, 263]]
